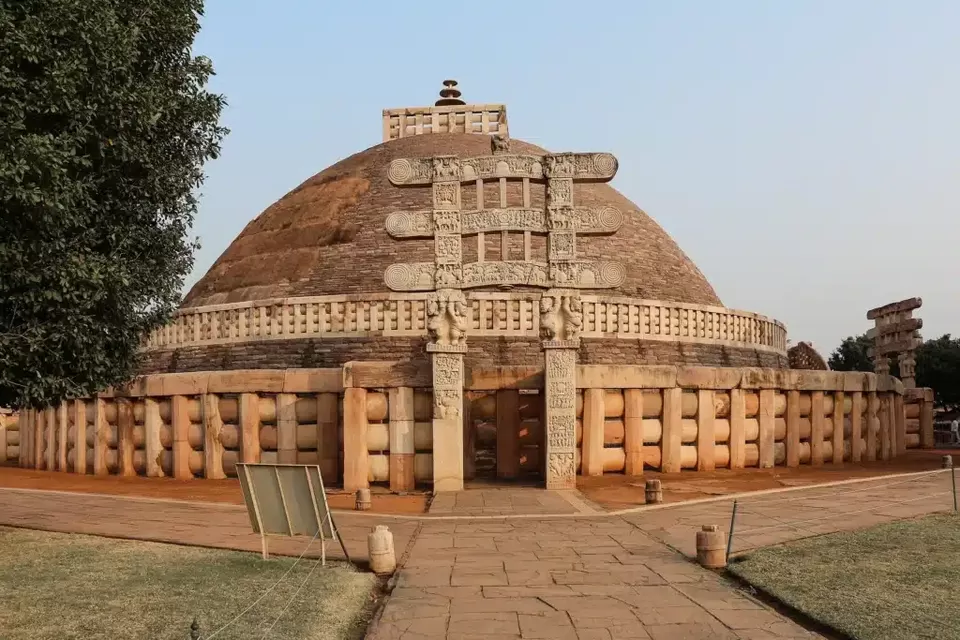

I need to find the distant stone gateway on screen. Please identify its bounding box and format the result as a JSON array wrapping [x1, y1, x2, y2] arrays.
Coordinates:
[[1, 83, 935, 490]]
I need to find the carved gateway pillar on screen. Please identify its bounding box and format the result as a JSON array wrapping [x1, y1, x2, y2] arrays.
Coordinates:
[[384, 136, 622, 489], [427, 290, 468, 492], [541, 290, 582, 489]]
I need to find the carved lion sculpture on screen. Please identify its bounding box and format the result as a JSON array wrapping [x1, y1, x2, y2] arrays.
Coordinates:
[[788, 341, 829, 370]]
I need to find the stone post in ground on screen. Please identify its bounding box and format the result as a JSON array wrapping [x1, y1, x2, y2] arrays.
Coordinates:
[[541, 290, 581, 490], [427, 289, 468, 492]]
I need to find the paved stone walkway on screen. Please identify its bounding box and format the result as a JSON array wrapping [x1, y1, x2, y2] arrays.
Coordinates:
[[371, 516, 818, 640], [429, 487, 601, 515], [1, 470, 955, 639]]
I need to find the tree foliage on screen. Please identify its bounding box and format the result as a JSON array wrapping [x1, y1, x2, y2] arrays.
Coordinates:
[[828, 334, 874, 373], [0, 1, 226, 409], [829, 332, 960, 409]]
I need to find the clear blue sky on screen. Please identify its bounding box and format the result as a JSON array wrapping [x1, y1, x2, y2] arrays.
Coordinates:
[[191, 0, 959, 354]]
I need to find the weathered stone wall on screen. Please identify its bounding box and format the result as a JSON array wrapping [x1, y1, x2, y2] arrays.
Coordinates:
[[139, 337, 786, 375]]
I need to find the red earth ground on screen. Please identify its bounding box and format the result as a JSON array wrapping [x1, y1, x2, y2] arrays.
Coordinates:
[[0, 449, 952, 514]]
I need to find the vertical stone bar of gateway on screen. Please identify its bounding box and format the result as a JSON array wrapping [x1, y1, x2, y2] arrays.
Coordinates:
[[93, 399, 110, 476], [431, 348, 465, 492], [543, 346, 577, 489], [34, 408, 44, 470], [389, 387, 415, 492]]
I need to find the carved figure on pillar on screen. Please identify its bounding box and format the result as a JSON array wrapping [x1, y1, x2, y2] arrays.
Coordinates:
[[427, 290, 469, 348], [540, 292, 583, 345]]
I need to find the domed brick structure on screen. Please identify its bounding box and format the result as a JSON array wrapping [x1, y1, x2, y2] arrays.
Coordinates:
[[142, 85, 787, 375], [8, 85, 925, 494]]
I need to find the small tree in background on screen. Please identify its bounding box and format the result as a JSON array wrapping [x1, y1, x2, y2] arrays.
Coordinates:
[[915, 335, 960, 410], [828, 334, 874, 372], [0, 1, 227, 408]]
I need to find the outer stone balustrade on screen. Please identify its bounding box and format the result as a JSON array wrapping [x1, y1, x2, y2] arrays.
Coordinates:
[[142, 293, 788, 355]]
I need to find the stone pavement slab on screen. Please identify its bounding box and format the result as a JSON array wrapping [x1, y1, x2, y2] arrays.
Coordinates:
[[369, 516, 821, 640]]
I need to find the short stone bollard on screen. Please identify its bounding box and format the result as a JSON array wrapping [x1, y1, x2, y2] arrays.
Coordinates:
[[368, 525, 397, 575], [355, 487, 372, 511], [645, 479, 663, 504], [696, 525, 727, 569], [943, 455, 954, 469]]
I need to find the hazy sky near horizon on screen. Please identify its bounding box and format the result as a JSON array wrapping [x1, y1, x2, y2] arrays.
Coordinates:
[[191, 0, 958, 354]]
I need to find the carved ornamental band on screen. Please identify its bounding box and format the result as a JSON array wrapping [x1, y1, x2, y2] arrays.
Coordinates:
[[385, 207, 624, 238], [387, 152, 619, 185]]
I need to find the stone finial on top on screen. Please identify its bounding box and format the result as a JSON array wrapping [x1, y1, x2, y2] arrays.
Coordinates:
[[435, 80, 466, 106]]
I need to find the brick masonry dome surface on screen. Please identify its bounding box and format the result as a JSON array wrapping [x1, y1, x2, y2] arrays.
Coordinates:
[[182, 133, 722, 308]]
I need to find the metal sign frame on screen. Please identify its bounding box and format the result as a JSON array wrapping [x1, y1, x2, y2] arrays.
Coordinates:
[[236, 463, 349, 565]]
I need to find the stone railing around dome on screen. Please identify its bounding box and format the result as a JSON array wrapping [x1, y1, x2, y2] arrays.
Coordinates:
[[143, 293, 788, 354], [3, 366, 933, 486]]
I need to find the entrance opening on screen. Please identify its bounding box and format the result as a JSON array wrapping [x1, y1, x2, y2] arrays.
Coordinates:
[[465, 389, 545, 485]]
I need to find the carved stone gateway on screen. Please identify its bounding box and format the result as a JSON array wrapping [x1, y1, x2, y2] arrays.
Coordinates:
[[867, 297, 923, 388], [384, 137, 622, 489], [542, 290, 582, 489]]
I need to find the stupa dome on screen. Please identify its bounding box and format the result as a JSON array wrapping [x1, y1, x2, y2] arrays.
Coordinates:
[[142, 84, 787, 374], [183, 133, 720, 307]]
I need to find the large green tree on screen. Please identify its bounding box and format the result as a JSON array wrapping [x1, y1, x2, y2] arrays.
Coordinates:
[[0, 1, 226, 409]]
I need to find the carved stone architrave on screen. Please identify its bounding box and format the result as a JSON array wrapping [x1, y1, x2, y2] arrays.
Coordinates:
[[387, 152, 617, 185], [384, 206, 624, 238], [544, 343, 578, 490], [384, 259, 626, 291]]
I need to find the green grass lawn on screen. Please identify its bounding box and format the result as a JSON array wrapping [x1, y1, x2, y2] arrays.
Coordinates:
[[0, 526, 376, 640], [728, 513, 960, 640]]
